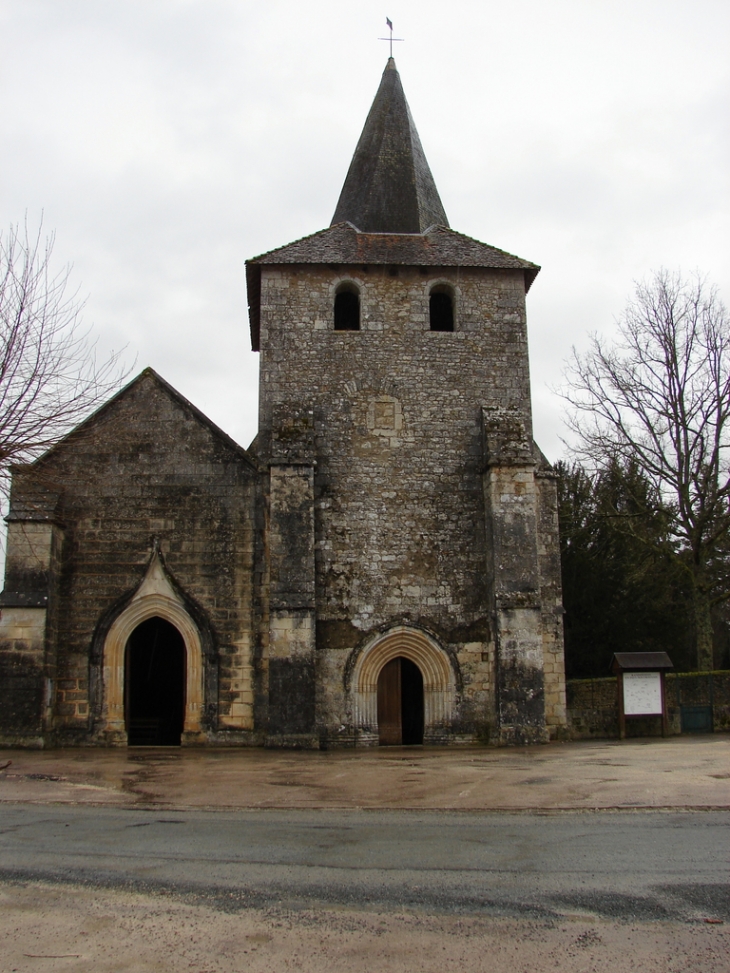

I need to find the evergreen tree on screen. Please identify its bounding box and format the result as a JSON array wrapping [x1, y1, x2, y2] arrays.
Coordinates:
[[557, 459, 694, 678]]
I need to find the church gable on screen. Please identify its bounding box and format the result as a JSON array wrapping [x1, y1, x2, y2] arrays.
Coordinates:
[[0, 368, 261, 746], [26, 366, 257, 479]]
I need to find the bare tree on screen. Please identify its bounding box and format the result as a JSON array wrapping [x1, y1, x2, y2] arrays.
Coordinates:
[[0, 219, 128, 492], [562, 270, 730, 670]]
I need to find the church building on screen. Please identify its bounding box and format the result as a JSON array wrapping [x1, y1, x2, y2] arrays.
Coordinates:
[[0, 59, 567, 748]]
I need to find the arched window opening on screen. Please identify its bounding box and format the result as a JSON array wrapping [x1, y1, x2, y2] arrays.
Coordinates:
[[125, 616, 186, 746], [429, 286, 454, 332], [334, 284, 360, 331]]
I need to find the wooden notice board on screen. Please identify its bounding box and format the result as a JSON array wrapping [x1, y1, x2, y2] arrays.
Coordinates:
[[611, 652, 674, 739]]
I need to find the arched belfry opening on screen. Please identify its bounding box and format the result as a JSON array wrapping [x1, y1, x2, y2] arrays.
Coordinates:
[[429, 285, 454, 331], [377, 656, 424, 745], [125, 617, 186, 746], [334, 283, 360, 331]]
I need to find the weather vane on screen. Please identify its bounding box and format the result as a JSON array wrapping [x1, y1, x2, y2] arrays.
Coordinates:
[[378, 17, 404, 58]]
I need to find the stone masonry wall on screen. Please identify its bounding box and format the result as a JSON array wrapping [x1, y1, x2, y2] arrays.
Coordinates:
[[0, 372, 261, 745], [0, 513, 65, 744], [257, 263, 557, 743], [0, 606, 49, 744], [567, 672, 730, 738]]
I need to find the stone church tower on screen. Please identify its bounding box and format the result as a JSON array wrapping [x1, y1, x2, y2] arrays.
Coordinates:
[[0, 59, 566, 748]]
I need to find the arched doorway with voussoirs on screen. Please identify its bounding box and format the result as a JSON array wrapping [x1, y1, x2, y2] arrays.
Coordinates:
[[125, 616, 186, 746], [350, 626, 458, 745]]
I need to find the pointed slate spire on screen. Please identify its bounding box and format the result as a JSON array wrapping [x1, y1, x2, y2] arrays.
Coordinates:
[[331, 58, 449, 234]]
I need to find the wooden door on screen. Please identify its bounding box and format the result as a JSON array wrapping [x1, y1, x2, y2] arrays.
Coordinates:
[[377, 658, 402, 745]]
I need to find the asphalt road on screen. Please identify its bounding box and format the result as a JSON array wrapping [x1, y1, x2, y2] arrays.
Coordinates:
[[1, 804, 728, 922]]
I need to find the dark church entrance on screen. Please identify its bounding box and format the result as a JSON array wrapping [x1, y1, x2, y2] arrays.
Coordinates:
[[377, 656, 424, 745], [125, 617, 186, 746]]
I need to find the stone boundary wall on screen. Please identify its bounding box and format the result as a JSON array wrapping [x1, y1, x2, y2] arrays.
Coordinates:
[[567, 671, 730, 739]]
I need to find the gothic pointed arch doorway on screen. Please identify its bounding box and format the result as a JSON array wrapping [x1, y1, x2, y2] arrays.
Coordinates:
[[125, 616, 186, 746], [98, 551, 207, 744]]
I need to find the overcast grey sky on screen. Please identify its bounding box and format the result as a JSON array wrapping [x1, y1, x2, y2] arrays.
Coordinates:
[[1, 0, 728, 461]]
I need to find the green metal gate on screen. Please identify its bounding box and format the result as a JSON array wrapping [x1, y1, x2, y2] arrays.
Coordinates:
[[676, 673, 714, 733]]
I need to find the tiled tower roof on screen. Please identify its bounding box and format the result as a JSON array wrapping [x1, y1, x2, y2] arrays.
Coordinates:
[[330, 58, 449, 234], [246, 223, 539, 350]]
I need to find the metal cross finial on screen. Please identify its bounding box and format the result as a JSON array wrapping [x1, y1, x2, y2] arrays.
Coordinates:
[[378, 17, 404, 58]]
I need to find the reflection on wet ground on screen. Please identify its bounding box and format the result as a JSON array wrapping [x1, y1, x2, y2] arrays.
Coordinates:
[[0, 735, 728, 811]]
